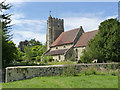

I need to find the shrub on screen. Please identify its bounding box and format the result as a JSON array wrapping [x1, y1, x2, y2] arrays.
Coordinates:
[[43, 55, 53, 64], [77, 66, 118, 76]]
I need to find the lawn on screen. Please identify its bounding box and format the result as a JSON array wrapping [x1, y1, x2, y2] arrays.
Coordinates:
[[2, 75, 118, 88]]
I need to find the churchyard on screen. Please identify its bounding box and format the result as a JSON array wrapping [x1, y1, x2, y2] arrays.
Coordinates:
[[2, 75, 118, 88], [1, 1, 120, 89]]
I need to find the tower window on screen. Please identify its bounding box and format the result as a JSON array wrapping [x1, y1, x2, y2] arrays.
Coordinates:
[[64, 46, 66, 48], [57, 22, 60, 27], [56, 47, 58, 49]]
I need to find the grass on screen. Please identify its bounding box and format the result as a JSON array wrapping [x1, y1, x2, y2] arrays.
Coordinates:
[[2, 75, 118, 88]]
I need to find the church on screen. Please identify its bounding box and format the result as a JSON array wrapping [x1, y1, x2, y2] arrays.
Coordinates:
[[44, 15, 98, 62]]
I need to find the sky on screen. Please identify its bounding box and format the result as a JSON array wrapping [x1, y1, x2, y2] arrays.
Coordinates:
[[2, 1, 118, 46]]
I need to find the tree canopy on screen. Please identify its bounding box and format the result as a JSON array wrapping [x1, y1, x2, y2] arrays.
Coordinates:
[[80, 18, 120, 63]]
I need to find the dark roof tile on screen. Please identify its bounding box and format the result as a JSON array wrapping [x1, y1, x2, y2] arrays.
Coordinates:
[[45, 49, 68, 55]]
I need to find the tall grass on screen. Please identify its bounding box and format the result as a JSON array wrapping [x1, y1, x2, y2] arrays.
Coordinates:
[[61, 65, 118, 76]]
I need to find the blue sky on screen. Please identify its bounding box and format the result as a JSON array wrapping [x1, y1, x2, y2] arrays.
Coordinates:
[[3, 2, 118, 46]]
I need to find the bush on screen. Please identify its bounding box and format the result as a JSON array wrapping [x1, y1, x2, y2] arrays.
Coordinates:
[[77, 66, 118, 76], [43, 55, 53, 64], [61, 65, 77, 76]]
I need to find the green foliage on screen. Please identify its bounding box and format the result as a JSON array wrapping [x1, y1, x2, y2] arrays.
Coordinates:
[[16, 40, 46, 65], [69, 57, 74, 61], [42, 55, 53, 64], [2, 40, 18, 68], [23, 46, 33, 62], [18, 39, 42, 52], [32, 45, 46, 58], [17, 48, 24, 61], [80, 49, 90, 63], [61, 65, 77, 76], [81, 18, 120, 63], [1, 1, 18, 68], [29, 39, 42, 46]]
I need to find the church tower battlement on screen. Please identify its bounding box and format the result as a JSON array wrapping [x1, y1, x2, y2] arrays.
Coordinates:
[[46, 15, 64, 50]]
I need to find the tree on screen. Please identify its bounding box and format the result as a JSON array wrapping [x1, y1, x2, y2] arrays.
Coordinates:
[[23, 46, 33, 63], [18, 39, 42, 52], [18, 40, 29, 52], [81, 18, 120, 63], [1, 1, 18, 68], [17, 40, 46, 64]]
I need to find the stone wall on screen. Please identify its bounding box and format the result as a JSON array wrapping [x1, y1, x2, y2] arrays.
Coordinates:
[[52, 54, 65, 61], [5, 63, 118, 83], [74, 47, 85, 60]]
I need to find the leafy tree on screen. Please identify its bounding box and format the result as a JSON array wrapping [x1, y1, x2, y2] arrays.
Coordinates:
[[18, 39, 42, 52], [18, 40, 29, 52], [1, 1, 18, 68], [23, 46, 33, 62], [29, 39, 42, 46], [18, 42, 46, 64], [42, 55, 53, 63], [81, 18, 120, 63]]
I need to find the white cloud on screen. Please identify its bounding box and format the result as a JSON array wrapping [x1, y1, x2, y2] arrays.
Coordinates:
[[10, 13, 47, 46], [106, 15, 118, 19], [64, 17, 103, 32], [11, 13, 25, 20], [13, 31, 46, 46], [63, 13, 117, 32], [10, 11, 117, 46]]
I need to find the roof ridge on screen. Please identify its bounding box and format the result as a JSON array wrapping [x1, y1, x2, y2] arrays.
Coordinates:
[[85, 30, 98, 33], [63, 28, 80, 33], [73, 28, 81, 43]]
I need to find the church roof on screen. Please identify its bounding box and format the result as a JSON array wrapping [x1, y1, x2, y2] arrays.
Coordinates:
[[50, 28, 81, 47], [74, 30, 98, 47], [45, 49, 68, 55]]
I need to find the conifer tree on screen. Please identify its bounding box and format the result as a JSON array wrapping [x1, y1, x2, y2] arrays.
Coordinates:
[[0, 1, 18, 68]]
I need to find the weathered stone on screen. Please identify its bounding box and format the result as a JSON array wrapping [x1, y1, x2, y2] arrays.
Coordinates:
[[5, 63, 118, 83]]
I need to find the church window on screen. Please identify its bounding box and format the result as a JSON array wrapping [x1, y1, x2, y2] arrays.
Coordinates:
[[76, 49, 78, 58], [64, 46, 66, 48], [59, 56, 61, 60], [56, 47, 58, 49]]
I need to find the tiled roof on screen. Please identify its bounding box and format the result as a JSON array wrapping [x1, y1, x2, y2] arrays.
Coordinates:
[[75, 30, 98, 47], [45, 49, 68, 55], [50, 28, 81, 47]]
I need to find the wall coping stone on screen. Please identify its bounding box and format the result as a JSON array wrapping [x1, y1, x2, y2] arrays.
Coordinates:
[[6, 63, 118, 69]]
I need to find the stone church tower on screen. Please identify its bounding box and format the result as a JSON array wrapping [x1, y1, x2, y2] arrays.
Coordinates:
[[46, 15, 64, 50]]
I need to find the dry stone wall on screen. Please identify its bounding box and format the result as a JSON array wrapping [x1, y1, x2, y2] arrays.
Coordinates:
[[5, 63, 118, 83]]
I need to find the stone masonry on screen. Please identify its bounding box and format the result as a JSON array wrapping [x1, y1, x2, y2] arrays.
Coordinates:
[[46, 15, 64, 50], [5, 63, 118, 83]]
